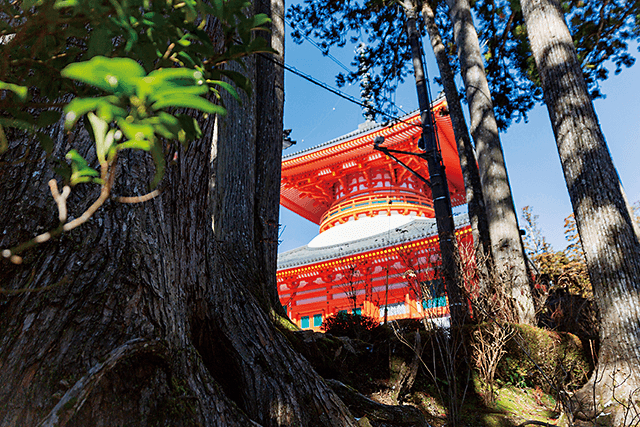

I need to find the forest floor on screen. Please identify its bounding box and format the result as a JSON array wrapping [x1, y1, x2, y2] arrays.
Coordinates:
[[412, 383, 566, 426], [284, 319, 591, 427]]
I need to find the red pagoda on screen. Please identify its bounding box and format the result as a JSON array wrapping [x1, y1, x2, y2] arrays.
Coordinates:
[[277, 96, 473, 330]]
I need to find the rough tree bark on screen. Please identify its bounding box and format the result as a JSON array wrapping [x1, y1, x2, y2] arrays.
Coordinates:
[[520, 0, 640, 422], [402, 0, 467, 326], [444, 0, 536, 325], [211, 0, 286, 317], [421, 0, 492, 275], [0, 6, 358, 426], [255, 0, 287, 316]]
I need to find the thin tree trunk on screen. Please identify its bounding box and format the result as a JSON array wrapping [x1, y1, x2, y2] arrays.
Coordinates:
[[421, 0, 492, 277], [402, 0, 467, 326], [520, 0, 640, 422], [444, 0, 535, 325]]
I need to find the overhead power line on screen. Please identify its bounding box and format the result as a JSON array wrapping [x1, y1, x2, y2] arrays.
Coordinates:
[[284, 19, 353, 74], [280, 16, 408, 117], [258, 53, 421, 130]]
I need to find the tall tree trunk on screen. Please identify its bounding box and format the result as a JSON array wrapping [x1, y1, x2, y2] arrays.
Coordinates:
[[211, 0, 287, 316], [444, 0, 535, 325], [402, 0, 467, 326], [255, 0, 287, 317], [421, 0, 492, 277], [520, 0, 640, 422], [0, 11, 357, 427]]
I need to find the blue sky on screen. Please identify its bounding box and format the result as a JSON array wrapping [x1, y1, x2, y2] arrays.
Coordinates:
[[278, 22, 640, 254]]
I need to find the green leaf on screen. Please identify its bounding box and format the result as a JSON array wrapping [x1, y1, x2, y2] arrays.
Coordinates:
[[151, 94, 225, 115], [0, 125, 7, 154], [146, 112, 182, 140], [66, 149, 100, 186], [144, 68, 205, 86], [117, 118, 155, 141], [14, 111, 36, 125], [87, 26, 113, 58], [176, 51, 197, 68], [61, 57, 146, 95], [183, 2, 198, 23], [36, 132, 55, 155], [176, 114, 202, 145], [209, 80, 240, 101], [95, 100, 127, 123], [37, 111, 62, 128], [64, 98, 105, 128], [148, 115, 179, 139], [0, 117, 35, 132], [208, 0, 225, 18], [0, 81, 28, 102], [65, 149, 90, 168], [156, 112, 180, 128], [150, 85, 209, 102], [53, 158, 72, 182], [22, 0, 43, 9], [216, 69, 252, 97], [149, 139, 165, 189], [64, 97, 126, 129], [87, 112, 114, 163], [138, 68, 207, 101], [54, 0, 79, 8], [177, 38, 192, 47], [251, 13, 271, 29], [117, 139, 153, 151]]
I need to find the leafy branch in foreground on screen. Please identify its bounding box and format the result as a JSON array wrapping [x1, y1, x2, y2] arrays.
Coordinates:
[[0, 0, 275, 264]]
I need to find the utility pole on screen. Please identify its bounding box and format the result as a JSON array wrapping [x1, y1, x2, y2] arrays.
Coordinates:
[[400, 0, 466, 325]]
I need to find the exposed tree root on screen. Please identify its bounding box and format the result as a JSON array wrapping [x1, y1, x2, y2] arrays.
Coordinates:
[[37, 339, 163, 427], [516, 421, 558, 427], [568, 363, 640, 426], [326, 379, 429, 427], [389, 330, 423, 404]]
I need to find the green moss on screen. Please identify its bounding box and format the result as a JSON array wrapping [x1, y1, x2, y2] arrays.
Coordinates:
[[271, 309, 299, 331], [497, 324, 590, 391], [170, 376, 188, 396], [480, 414, 511, 427], [150, 376, 198, 426], [62, 396, 78, 411], [456, 385, 562, 426]]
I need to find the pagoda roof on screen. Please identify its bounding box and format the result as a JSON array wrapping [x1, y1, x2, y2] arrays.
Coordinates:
[[277, 212, 470, 270], [280, 96, 467, 225]]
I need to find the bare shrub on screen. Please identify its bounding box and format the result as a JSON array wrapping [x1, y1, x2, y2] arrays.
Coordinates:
[[457, 242, 519, 325], [471, 321, 514, 405]]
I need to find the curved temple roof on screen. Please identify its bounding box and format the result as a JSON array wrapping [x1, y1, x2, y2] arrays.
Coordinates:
[[277, 212, 470, 270], [280, 96, 467, 225]]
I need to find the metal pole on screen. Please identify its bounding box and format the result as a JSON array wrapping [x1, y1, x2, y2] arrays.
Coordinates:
[[384, 264, 389, 324], [403, 0, 466, 326]]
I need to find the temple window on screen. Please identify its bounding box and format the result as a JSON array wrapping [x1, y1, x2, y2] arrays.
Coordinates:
[[313, 314, 323, 327]]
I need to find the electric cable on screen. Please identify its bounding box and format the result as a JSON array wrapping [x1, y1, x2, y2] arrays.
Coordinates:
[[284, 18, 352, 74], [258, 53, 422, 130], [278, 11, 409, 118]]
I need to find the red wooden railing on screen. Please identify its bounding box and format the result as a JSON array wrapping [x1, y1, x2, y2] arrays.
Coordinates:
[[320, 192, 435, 232]]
